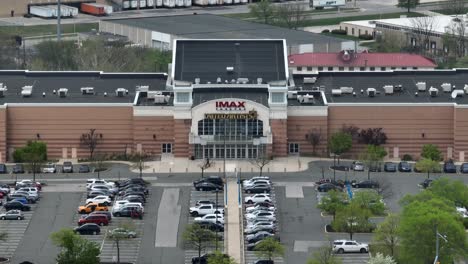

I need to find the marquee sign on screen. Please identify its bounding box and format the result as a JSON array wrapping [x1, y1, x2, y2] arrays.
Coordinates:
[[205, 110, 258, 120], [215, 101, 246, 111]]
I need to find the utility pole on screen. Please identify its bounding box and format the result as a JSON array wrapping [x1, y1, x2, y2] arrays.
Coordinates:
[[433, 225, 448, 264], [57, 0, 61, 41]]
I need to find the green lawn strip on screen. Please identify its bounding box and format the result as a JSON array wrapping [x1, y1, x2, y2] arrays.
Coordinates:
[[0, 23, 98, 37]]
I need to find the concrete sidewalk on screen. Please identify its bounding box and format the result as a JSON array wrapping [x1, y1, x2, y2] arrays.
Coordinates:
[[226, 178, 243, 264]]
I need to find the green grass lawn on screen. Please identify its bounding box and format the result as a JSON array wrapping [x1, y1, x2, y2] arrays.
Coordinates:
[[0, 23, 98, 37], [431, 7, 468, 15]]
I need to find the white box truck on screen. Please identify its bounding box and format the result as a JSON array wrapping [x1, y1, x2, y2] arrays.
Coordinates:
[[310, 0, 346, 9]]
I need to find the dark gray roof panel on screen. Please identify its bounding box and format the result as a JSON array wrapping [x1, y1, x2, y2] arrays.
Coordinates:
[[174, 40, 286, 83]]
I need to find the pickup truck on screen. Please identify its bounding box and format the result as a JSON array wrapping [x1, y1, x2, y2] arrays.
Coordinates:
[[190, 204, 224, 216]]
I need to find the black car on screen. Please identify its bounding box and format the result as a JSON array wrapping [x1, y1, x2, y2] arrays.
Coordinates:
[[255, 261, 274, 264], [4, 201, 30, 211], [419, 179, 433, 189], [116, 178, 149, 188], [191, 253, 230, 264], [460, 163, 468, 173], [384, 162, 397, 172], [244, 184, 271, 194], [194, 182, 223, 192], [74, 223, 101, 235], [443, 161, 457, 173], [119, 185, 149, 195], [398, 161, 412, 172], [13, 164, 24, 174], [246, 240, 263, 251], [193, 176, 224, 187], [352, 180, 380, 189], [317, 183, 342, 192], [368, 163, 382, 172], [247, 232, 276, 244], [0, 164, 7, 174], [79, 164, 90, 173], [197, 221, 224, 232]]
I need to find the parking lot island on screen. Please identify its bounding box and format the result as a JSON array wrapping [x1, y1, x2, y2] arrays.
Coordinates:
[[226, 178, 243, 264]]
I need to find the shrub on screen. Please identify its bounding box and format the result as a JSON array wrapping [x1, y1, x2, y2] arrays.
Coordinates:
[[321, 29, 330, 33], [331, 29, 347, 35], [402, 154, 413, 161], [359, 34, 374, 40]]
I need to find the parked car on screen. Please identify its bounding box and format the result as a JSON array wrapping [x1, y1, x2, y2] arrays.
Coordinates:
[[368, 163, 382, 172], [89, 184, 118, 194], [246, 231, 276, 243], [245, 211, 276, 221], [78, 202, 108, 214], [88, 211, 112, 221], [0, 184, 10, 194], [244, 184, 271, 194], [12, 164, 24, 174], [242, 176, 270, 185], [191, 253, 230, 264], [12, 197, 29, 205], [245, 201, 275, 209], [87, 190, 112, 199], [246, 205, 275, 214], [15, 180, 42, 190], [0, 209, 24, 220], [112, 203, 144, 214], [398, 161, 412, 172], [317, 183, 342, 192], [244, 194, 271, 204], [419, 179, 433, 189], [332, 240, 369, 254], [190, 204, 224, 216], [384, 162, 397, 172], [121, 195, 145, 204], [195, 200, 215, 206], [243, 179, 271, 188], [254, 260, 274, 264], [119, 185, 149, 195], [352, 180, 380, 189], [17, 187, 39, 195], [246, 240, 263, 251], [86, 179, 116, 189], [350, 161, 365, 171], [197, 221, 224, 232], [194, 182, 223, 192], [245, 221, 276, 231], [42, 163, 57, 173], [246, 217, 276, 226], [74, 223, 101, 235], [193, 176, 224, 187], [62, 161, 74, 173], [112, 206, 143, 218], [79, 164, 91, 173], [8, 193, 34, 203], [244, 225, 275, 235], [14, 190, 38, 201], [78, 214, 109, 226], [4, 201, 30, 211], [116, 178, 149, 188], [443, 161, 457, 173], [460, 163, 468, 173], [194, 213, 224, 224], [86, 195, 112, 206], [110, 228, 137, 238], [0, 164, 7, 174]]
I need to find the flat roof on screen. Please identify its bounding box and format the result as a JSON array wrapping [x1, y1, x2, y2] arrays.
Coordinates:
[[295, 69, 468, 104], [0, 71, 167, 104], [174, 40, 287, 83], [102, 14, 350, 45]]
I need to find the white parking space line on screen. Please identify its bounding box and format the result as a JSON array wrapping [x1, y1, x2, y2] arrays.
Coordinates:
[[155, 188, 181, 247], [293, 240, 329, 252]]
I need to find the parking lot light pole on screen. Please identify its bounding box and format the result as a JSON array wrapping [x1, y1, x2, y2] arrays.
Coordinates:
[[215, 189, 219, 251]]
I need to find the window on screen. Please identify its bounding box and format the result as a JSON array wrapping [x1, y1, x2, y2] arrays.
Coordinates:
[[297, 66, 302, 71], [402, 67, 407, 70], [271, 92, 285, 103], [365, 30, 368, 35], [338, 67, 344, 71], [349, 67, 354, 71], [380, 67, 386, 71], [359, 29, 361, 35], [306, 67, 312, 71], [413, 67, 418, 70], [370, 67, 375, 71], [352, 28, 355, 35], [318, 66, 324, 71], [328, 67, 333, 71], [430, 41, 436, 50], [176, 92, 190, 103], [162, 143, 172, 153], [345, 27, 348, 33], [289, 143, 299, 154], [391, 67, 396, 70], [360, 67, 365, 71]]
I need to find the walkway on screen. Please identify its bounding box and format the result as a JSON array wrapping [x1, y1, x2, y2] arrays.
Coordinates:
[[226, 178, 242, 264]]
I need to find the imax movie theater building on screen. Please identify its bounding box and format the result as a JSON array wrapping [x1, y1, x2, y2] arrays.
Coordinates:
[[0, 39, 468, 162]]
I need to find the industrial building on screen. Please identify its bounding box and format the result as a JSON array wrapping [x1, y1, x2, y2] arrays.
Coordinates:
[[99, 14, 355, 53], [0, 0, 107, 17], [0, 39, 467, 163]]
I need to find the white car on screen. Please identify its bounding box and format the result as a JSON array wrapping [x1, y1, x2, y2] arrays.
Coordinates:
[[89, 184, 118, 194], [332, 240, 369, 254], [245, 211, 275, 221], [243, 179, 271, 188], [245, 205, 275, 214], [86, 195, 112, 205], [194, 214, 224, 224], [245, 221, 275, 231], [112, 202, 144, 213], [42, 163, 57, 173], [244, 194, 271, 204], [14, 190, 39, 199], [17, 187, 39, 195], [86, 179, 115, 189]]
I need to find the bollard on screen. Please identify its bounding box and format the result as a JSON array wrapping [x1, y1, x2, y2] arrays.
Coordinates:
[[268, 167, 270, 173], [169, 168, 171, 173], [186, 168, 188, 173], [153, 168, 155, 173], [251, 168, 253, 173], [219, 168, 221, 173], [284, 167, 286, 173]]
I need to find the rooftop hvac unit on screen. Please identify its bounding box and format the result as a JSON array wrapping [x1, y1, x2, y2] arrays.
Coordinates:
[[287, 91, 297, 99], [0, 87, 6, 98], [441, 83, 452, 92], [136, 85, 149, 92], [226, 66, 234, 72], [257, 78, 263, 84], [81, 87, 95, 95], [394, 84, 402, 92], [115, 88, 128, 97], [237, 78, 249, 84], [429, 87, 438, 97], [153, 94, 169, 104], [311, 87, 320, 92], [416, 82, 426, 91], [464, 84, 468, 94], [216, 77, 222, 84], [340, 87, 353, 94], [303, 77, 317, 84], [451, 89, 464, 99], [298, 94, 314, 104], [21, 85, 33, 97], [194, 78, 200, 85], [58, 88, 68, 98], [383, 85, 394, 94], [332, 89, 342, 96], [367, 88, 376, 97]]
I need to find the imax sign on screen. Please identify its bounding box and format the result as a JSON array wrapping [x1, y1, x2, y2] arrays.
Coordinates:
[[215, 101, 246, 111]]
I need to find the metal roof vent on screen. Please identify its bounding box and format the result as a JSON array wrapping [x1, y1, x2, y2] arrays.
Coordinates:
[[441, 83, 452, 92], [104, 92, 107, 97], [42, 92, 45, 97], [304, 77, 317, 84], [52, 89, 56, 95], [81, 87, 95, 95], [298, 93, 314, 104], [238, 78, 249, 84], [416, 82, 426, 91], [226, 66, 234, 72], [194, 78, 200, 85], [136, 85, 149, 92], [429, 87, 438, 97], [216, 77, 222, 84], [367, 88, 376, 97], [257, 78, 263, 84], [451, 89, 464, 99], [415, 92, 418, 96], [464, 84, 468, 94], [383, 85, 394, 95], [288, 91, 297, 99], [58, 88, 68, 98], [0, 84, 7, 98], [21, 85, 33, 97], [340, 87, 353, 94], [115, 88, 128, 97]]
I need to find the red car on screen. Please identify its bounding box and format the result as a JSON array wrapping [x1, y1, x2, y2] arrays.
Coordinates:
[[78, 214, 108, 226]]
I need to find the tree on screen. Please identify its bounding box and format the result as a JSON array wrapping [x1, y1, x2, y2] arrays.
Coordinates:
[[0, 33, 19, 69], [207, 251, 237, 264], [358, 128, 387, 146], [361, 145, 387, 180], [91, 152, 108, 179], [249, 0, 276, 24], [332, 203, 372, 240], [32, 41, 78, 71], [415, 158, 440, 179], [183, 224, 217, 262], [443, 16, 467, 57], [375, 176, 393, 200], [410, 16, 436, 55], [317, 190, 347, 221], [421, 144, 442, 161], [441, 0, 466, 15], [199, 158, 211, 179], [373, 214, 400, 257], [131, 153, 149, 179], [428, 178, 468, 207], [108, 221, 137, 264], [254, 237, 285, 261], [306, 128, 322, 155], [340, 124, 360, 141], [50, 228, 100, 264], [13, 141, 47, 182], [80, 129, 102, 160], [368, 253, 397, 264], [276, 2, 307, 29], [397, 0, 420, 13], [352, 190, 385, 216], [398, 197, 468, 264], [250, 149, 271, 176], [307, 244, 342, 264], [329, 132, 352, 157]]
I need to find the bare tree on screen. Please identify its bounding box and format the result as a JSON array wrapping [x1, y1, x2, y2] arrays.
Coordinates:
[[249, 0, 276, 24], [131, 153, 149, 179], [375, 176, 394, 200], [80, 129, 102, 160], [276, 2, 307, 29], [306, 128, 322, 155], [410, 16, 437, 55], [340, 124, 360, 141], [198, 158, 211, 179], [444, 17, 467, 57], [250, 149, 271, 176]]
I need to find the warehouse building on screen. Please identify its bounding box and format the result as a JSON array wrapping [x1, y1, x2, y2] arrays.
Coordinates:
[[99, 14, 355, 53], [0, 39, 467, 163], [0, 0, 106, 17]]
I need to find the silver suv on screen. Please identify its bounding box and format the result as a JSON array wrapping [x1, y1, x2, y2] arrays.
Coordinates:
[[332, 240, 369, 254]]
